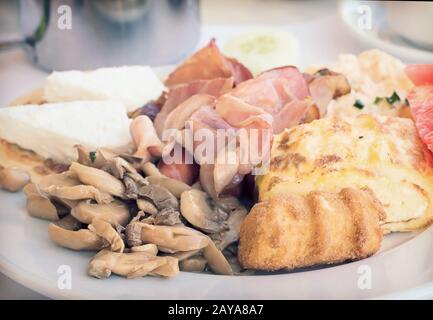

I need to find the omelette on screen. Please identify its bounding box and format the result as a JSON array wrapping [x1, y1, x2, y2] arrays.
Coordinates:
[[257, 114, 433, 233]]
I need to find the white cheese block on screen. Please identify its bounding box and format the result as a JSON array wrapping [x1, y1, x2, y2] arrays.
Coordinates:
[[43, 66, 166, 113], [0, 101, 132, 163]]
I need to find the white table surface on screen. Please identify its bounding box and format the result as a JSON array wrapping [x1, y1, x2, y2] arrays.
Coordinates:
[[0, 0, 386, 299]]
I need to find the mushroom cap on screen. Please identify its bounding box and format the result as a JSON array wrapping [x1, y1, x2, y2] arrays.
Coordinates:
[[71, 200, 130, 226], [88, 249, 179, 279], [88, 218, 125, 253], [48, 223, 105, 251], [69, 162, 125, 198], [130, 243, 158, 255], [180, 189, 227, 233], [136, 199, 158, 215], [146, 175, 191, 199], [179, 257, 207, 272], [125, 222, 209, 252], [24, 183, 64, 221], [203, 238, 233, 275]]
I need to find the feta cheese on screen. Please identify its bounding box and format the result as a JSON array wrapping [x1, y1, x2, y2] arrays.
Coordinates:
[[0, 101, 132, 163], [43, 66, 165, 113]]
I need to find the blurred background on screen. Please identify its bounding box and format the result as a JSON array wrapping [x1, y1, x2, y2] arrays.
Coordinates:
[[0, 0, 432, 299]]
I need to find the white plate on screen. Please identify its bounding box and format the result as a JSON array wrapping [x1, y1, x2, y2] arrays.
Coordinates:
[[339, 0, 433, 63], [2, 190, 433, 299], [2, 65, 433, 300]]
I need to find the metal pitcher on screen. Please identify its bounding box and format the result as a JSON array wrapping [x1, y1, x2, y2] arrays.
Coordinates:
[[0, 0, 200, 71]]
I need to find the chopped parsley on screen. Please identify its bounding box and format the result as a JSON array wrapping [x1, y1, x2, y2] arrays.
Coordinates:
[[374, 91, 401, 106], [374, 97, 383, 104], [89, 151, 97, 163], [353, 99, 364, 109], [386, 91, 401, 105]]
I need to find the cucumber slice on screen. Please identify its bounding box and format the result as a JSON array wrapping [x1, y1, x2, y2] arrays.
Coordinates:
[[223, 29, 300, 76]]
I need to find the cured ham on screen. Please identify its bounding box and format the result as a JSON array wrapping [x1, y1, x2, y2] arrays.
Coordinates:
[[154, 77, 233, 135], [216, 66, 311, 134], [155, 65, 312, 195], [165, 39, 252, 87], [162, 94, 216, 133], [144, 41, 314, 195]]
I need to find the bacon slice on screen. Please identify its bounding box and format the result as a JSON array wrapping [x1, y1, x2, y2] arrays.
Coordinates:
[[165, 39, 252, 87]]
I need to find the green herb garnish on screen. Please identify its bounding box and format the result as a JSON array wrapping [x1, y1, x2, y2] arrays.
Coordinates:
[[353, 99, 364, 109], [386, 91, 400, 105], [89, 151, 97, 163], [374, 97, 383, 104]]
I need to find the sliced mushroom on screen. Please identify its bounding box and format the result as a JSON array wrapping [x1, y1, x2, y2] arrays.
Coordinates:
[[131, 210, 145, 223], [37, 172, 112, 204], [48, 223, 105, 251], [203, 238, 233, 275], [130, 243, 158, 255], [88, 218, 125, 253], [138, 184, 181, 225], [23, 183, 68, 221], [146, 175, 191, 199], [71, 200, 130, 226], [191, 181, 203, 191], [103, 157, 145, 184], [88, 249, 179, 279], [150, 256, 180, 277], [170, 249, 202, 261], [0, 167, 30, 192], [125, 222, 209, 252], [69, 162, 125, 197], [123, 175, 140, 199], [210, 207, 247, 251], [136, 199, 158, 215], [43, 184, 114, 204], [39, 172, 81, 190], [141, 162, 163, 177], [180, 189, 228, 233], [55, 214, 82, 231], [75, 145, 115, 169], [180, 257, 207, 272]]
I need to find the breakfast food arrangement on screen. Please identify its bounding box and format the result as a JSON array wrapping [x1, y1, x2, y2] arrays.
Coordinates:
[[1, 37, 433, 282]]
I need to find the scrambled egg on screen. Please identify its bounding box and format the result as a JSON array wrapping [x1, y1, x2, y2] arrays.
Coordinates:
[[257, 114, 433, 232], [308, 50, 414, 118]]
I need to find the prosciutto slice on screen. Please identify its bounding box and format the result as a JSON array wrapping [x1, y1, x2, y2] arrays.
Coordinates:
[[162, 94, 216, 133], [152, 64, 313, 196], [165, 39, 252, 87], [154, 77, 233, 135], [216, 66, 311, 134]]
